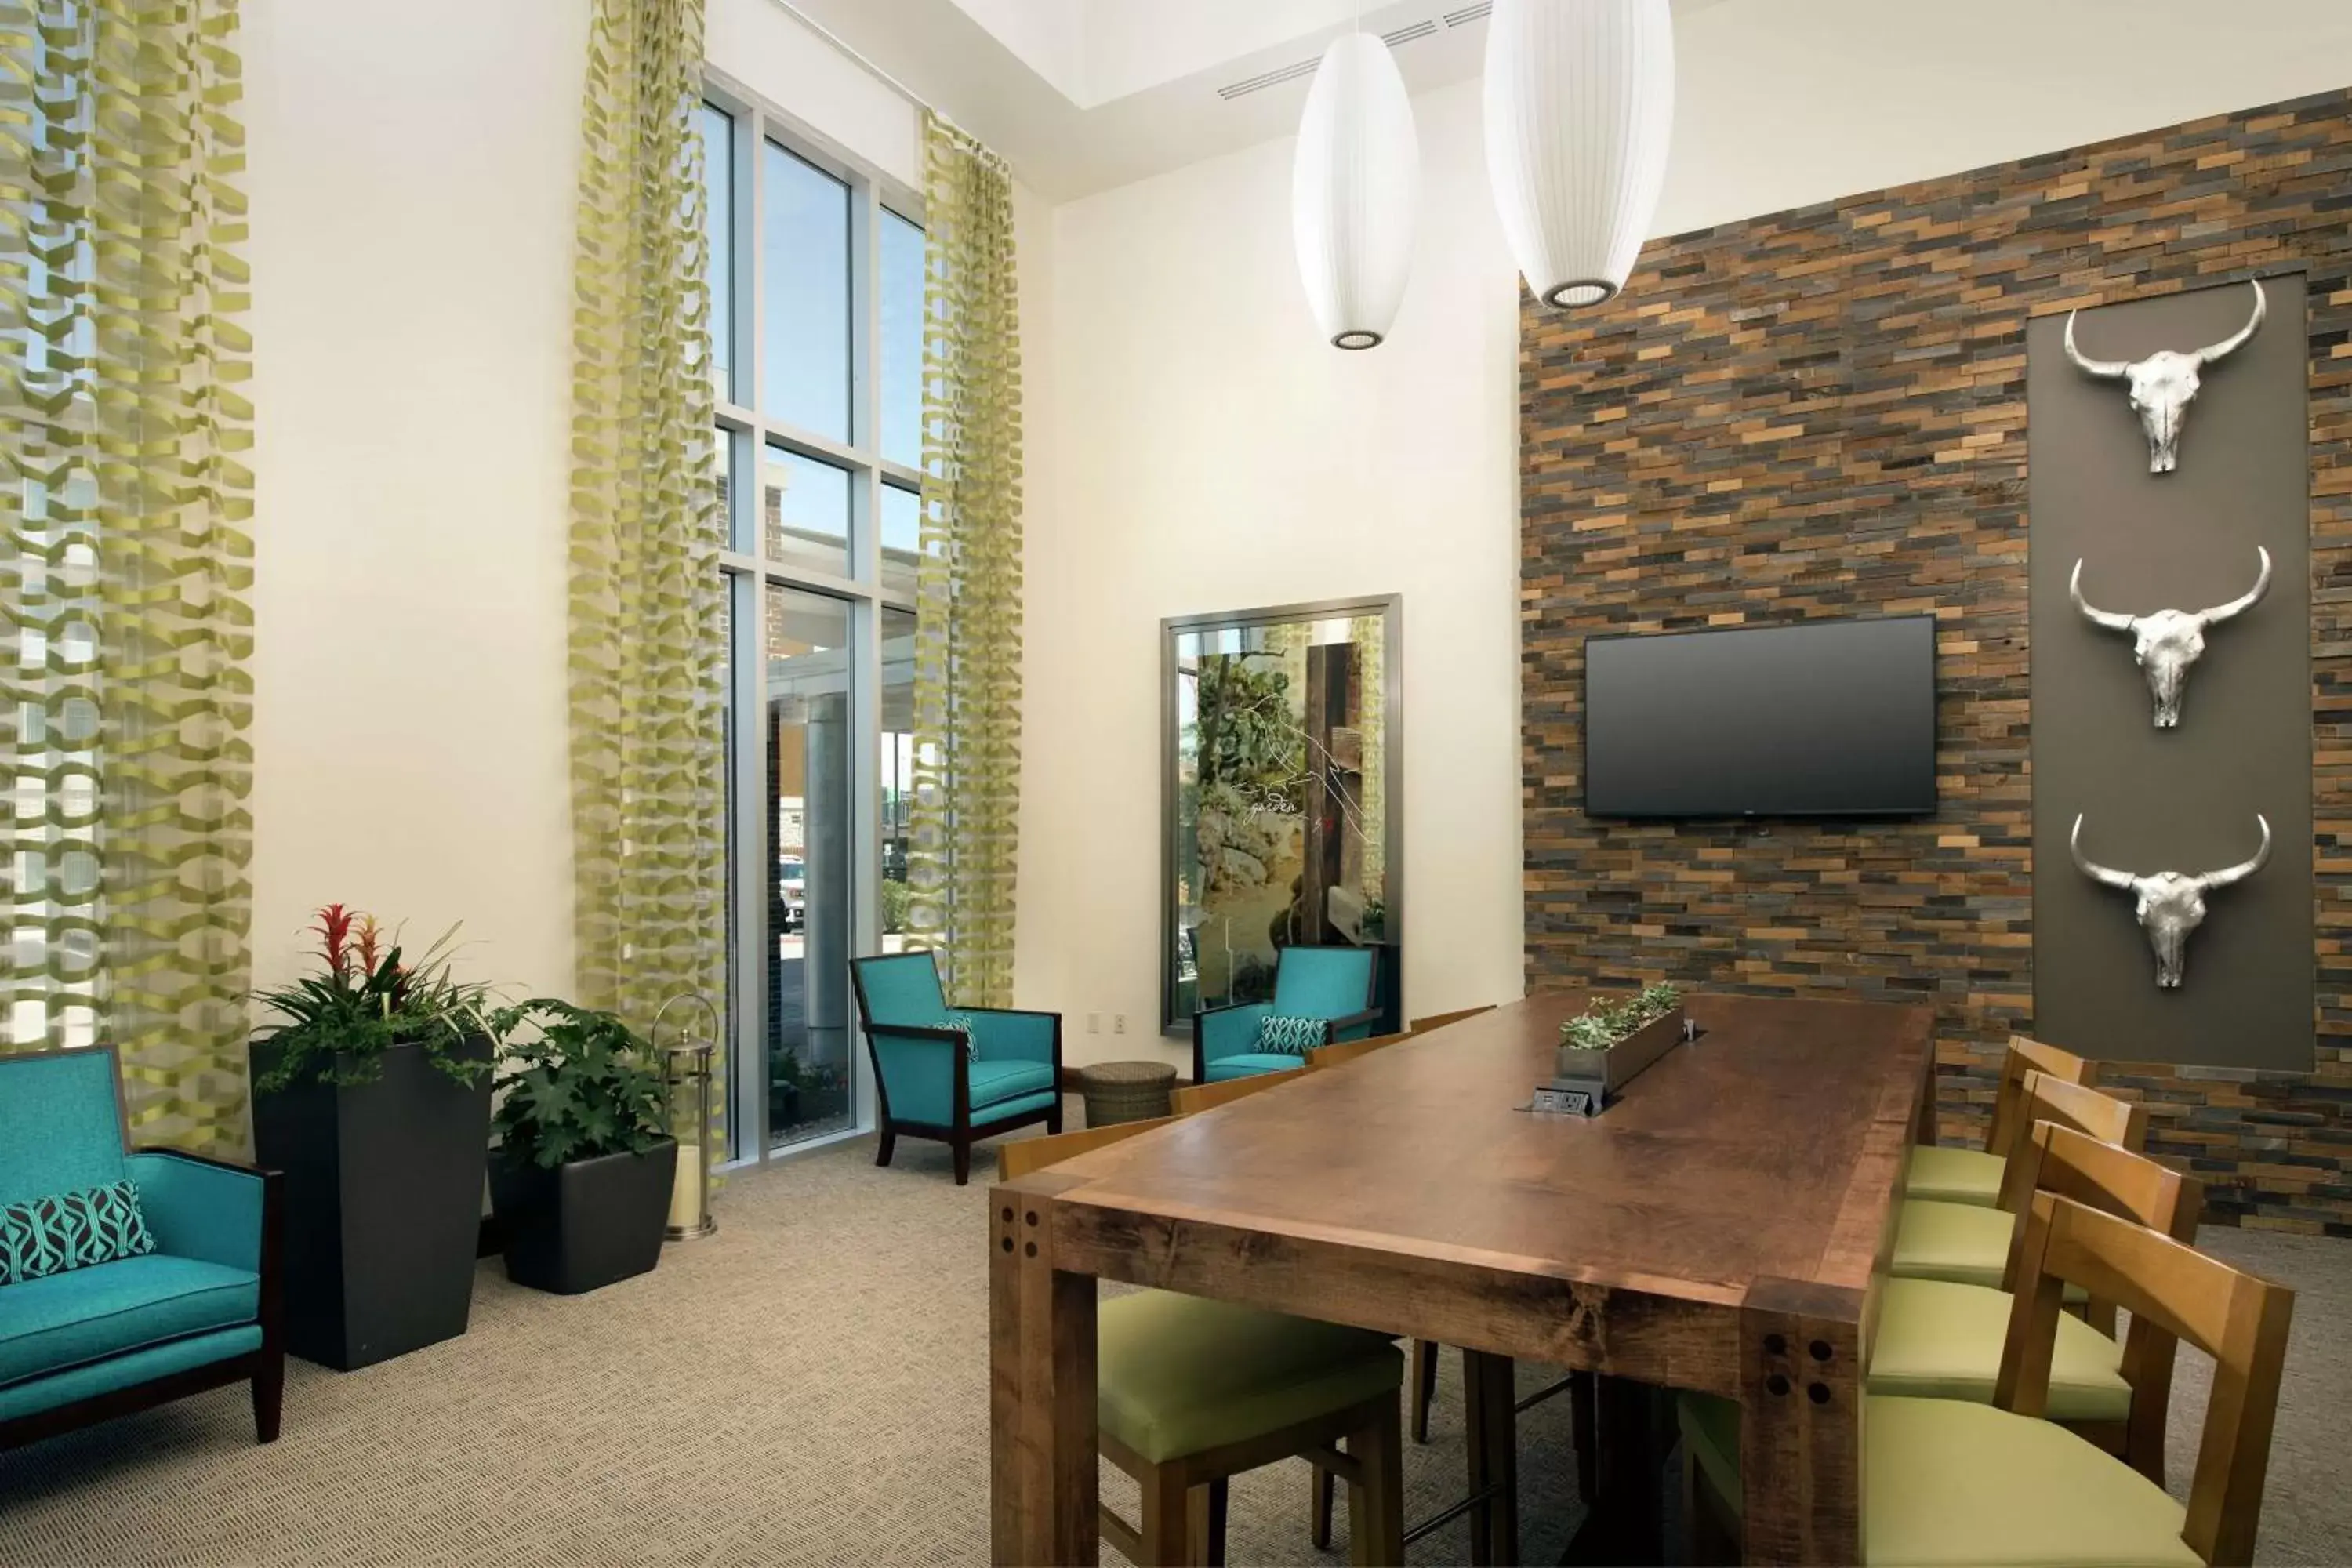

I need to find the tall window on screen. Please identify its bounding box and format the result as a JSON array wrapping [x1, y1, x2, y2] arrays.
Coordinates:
[[701, 78, 924, 1161]]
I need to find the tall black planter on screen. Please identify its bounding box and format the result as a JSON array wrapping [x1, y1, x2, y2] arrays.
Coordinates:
[[250, 1036, 494, 1371], [489, 1139, 676, 1296]]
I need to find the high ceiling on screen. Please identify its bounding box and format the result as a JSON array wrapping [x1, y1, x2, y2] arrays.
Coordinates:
[[779, 0, 1726, 201]]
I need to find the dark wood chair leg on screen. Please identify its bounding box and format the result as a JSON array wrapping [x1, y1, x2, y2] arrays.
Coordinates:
[[953, 1137, 973, 1186], [1048, 1099, 1065, 1136], [1572, 1369, 1598, 1504], [1138, 1461, 1189, 1565], [1348, 1399, 1406, 1567], [1204, 1477, 1229, 1567], [1311, 1463, 1335, 1548], [252, 1353, 284, 1444], [876, 1128, 897, 1167], [1462, 1349, 1519, 1567], [1410, 1338, 1438, 1444]]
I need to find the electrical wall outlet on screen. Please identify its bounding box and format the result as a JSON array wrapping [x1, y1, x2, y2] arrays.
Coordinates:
[[1114, 1014, 1127, 1034], [1087, 1013, 1100, 1034]]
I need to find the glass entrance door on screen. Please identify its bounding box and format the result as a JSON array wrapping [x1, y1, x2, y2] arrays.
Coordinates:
[[766, 586, 855, 1149]]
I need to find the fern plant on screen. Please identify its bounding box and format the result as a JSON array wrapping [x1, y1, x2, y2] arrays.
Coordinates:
[[1559, 982, 1682, 1054], [488, 1000, 671, 1170]]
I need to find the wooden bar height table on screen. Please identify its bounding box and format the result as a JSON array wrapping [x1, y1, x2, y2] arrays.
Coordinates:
[[989, 992, 1935, 1565]]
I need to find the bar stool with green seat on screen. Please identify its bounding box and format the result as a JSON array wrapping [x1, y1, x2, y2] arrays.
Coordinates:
[[1891, 1070, 2145, 1291], [1192, 945, 1381, 1086], [1870, 1118, 2201, 1477], [1681, 1189, 2294, 1567], [999, 1120, 1406, 1566], [1905, 1033, 2092, 1207]]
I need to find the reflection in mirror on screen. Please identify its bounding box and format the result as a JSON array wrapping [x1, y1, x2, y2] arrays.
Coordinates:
[[1164, 599, 1399, 1033]]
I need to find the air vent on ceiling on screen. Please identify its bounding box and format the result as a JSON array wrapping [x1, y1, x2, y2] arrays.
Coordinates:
[[1215, 11, 1468, 102]]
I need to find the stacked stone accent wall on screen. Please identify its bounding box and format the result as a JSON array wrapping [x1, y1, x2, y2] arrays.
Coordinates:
[[1520, 89, 2352, 1234]]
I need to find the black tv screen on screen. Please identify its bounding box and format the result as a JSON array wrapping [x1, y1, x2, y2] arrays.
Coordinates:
[[1584, 616, 1936, 818]]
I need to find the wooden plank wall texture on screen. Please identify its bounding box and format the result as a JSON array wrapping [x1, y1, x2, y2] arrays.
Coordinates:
[[1519, 88, 2352, 1234]]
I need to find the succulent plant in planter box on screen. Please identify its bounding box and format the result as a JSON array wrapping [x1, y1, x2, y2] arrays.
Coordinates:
[[1558, 982, 1682, 1053], [248, 905, 498, 1370], [487, 1000, 677, 1296]]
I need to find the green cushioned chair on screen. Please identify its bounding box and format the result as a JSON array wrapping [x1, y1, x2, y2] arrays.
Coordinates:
[[850, 951, 1064, 1186], [1679, 1392, 2198, 1567], [0, 1047, 284, 1450], [998, 1119, 1406, 1565], [1680, 1191, 2293, 1568], [1869, 1276, 2126, 1420], [1904, 1034, 2092, 1207], [1193, 946, 1381, 1086]]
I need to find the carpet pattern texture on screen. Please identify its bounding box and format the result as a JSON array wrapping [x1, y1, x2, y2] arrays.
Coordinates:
[[1, 1116, 2345, 1565]]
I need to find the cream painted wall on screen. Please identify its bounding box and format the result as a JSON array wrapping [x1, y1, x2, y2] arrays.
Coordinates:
[[1023, 0, 2352, 1068], [241, 0, 1022, 1011], [244, 0, 588, 997]]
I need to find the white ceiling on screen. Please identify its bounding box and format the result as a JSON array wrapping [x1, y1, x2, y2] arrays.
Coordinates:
[[780, 0, 1726, 201]]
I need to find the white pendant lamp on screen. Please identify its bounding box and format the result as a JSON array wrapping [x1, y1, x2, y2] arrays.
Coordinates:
[[1483, 0, 1675, 312], [1293, 31, 1419, 350]]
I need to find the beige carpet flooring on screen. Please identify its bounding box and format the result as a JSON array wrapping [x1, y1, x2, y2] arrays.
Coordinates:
[[2, 1107, 2347, 1566]]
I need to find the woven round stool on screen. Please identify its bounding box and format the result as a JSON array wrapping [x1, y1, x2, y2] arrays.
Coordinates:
[[1078, 1059, 1178, 1127]]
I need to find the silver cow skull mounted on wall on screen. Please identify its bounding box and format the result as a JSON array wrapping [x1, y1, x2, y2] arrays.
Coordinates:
[[2070, 547, 2272, 728], [2063, 278, 2265, 474], [2071, 813, 2270, 989]]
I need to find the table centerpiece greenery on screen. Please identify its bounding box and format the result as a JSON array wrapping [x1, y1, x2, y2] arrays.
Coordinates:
[[1559, 982, 1682, 1054]]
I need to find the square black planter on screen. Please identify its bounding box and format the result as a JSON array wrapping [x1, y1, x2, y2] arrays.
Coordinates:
[[250, 1035, 494, 1371], [489, 1139, 677, 1296]]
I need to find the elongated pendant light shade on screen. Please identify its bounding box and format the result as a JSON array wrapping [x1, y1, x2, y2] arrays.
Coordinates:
[[1483, 0, 1675, 311], [1293, 32, 1419, 350]]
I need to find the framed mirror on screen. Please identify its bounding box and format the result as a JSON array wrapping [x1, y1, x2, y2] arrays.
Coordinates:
[[1161, 595, 1403, 1035]]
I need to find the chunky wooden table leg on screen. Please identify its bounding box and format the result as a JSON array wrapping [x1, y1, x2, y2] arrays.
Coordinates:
[[1738, 1279, 1864, 1566], [1461, 1349, 1519, 1566], [991, 1182, 1099, 1566]]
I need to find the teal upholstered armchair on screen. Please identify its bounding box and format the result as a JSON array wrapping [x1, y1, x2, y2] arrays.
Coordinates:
[[1193, 945, 1382, 1085], [849, 952, 1062, 1185], [0, 1047, 284, 1450]]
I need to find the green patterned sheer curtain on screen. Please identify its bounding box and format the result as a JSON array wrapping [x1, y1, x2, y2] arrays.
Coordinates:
[[909, 113, 1024, 1009], [566, 0, 727, 1134], [0, 0, 256, 1155]]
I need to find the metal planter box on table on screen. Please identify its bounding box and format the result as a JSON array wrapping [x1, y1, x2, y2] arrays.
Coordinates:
[[1541, 1007, 1687, 1117], [489, 1139, 678, 1296], [249, 1035, 495, 1371]]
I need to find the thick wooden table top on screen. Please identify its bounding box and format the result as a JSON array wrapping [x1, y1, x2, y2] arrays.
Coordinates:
[[1037, 992, 1933, 1364]]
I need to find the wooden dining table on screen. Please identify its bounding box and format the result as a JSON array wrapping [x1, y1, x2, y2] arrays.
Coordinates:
[[989, 990, 1936, 1565]]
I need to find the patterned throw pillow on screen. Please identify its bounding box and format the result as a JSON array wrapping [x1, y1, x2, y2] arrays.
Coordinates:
[[0, 1179, 156, 1287], [1257, 1014, 1328, 1056], [946, 1012, 981, 1062]]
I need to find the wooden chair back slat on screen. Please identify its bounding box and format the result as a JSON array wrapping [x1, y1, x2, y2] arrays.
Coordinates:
[[1989, 1120, 2202, 1479], [1987, 1033, 2095, 1157], [1409, 1005, 1495, 1033], [1305, 1030, 1411, 1071], [1993, 1071, 2146, 1215], [998, 1116, 1181, 1182], [1996, 1192, 2293, 1566], [1170, 1072, 1295, 1116]]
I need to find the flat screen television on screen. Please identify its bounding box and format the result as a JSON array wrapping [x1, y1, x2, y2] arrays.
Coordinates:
[[1583, 615, 1936, 818]]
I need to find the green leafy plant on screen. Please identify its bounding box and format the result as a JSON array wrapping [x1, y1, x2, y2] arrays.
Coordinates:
[[1558, 982, 1682, 1054], [488, 1000, 671, 1170], [880, 877, 913, 935], [252, 904, 495, 1091]]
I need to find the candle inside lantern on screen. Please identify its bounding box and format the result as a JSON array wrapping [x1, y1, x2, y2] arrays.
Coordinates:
[[669, 1142, 702, 1231]]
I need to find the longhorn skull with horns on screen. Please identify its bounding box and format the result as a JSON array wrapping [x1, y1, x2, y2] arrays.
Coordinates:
[[2071, 813, 2270, 989], [2063, 278, 2266, 474], [2070, 546, 2271, 728]]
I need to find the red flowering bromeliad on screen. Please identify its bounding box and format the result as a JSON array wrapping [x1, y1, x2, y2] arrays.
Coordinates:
[[252, 904, 494, 1091]]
